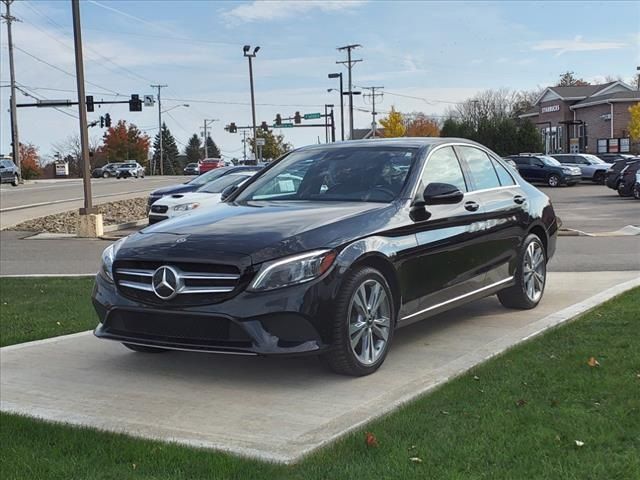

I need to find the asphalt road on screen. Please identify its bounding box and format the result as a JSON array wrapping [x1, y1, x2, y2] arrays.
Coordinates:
[[0, 176, 189, 229]]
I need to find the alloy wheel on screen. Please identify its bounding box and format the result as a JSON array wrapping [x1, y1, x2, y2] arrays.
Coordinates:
[[548, 175, 559, 187], [348, 279, 391, 366], [523, 241, 545, 302]]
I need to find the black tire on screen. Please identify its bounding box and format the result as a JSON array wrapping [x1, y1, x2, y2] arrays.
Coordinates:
[[497, 233, 547, 310], [122, 342, 169, 353], [633, 184, 640, 200], [593, 172, 605, 185], [102, 171, 109, 178], [321, 266, 396, 376], [547, 174, 560, 187], [617, 184, 627, 197], [11, 174, 19, 187]]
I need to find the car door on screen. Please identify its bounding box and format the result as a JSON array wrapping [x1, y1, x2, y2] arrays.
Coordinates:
[[513, 157, 535, 182], [456, 146, 528, 285], [399, 145, 489, 323]]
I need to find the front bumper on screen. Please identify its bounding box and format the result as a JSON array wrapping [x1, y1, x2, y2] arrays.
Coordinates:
[[92, 269, 338, 356], [562, 173, 582, 184]]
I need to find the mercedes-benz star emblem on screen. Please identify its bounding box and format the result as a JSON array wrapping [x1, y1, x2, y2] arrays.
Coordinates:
[[151, 266, 181, 300]]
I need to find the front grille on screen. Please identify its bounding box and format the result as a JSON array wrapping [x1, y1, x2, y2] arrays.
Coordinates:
[[151, 204, 168, 214], [114, 260, 243, 306], [106, 309, 252, 347]]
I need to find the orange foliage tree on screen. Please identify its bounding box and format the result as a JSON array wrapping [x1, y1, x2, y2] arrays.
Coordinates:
[[101, 120, 150, 168], [18, 142, 41, 179], [405, 113, 440, 137]]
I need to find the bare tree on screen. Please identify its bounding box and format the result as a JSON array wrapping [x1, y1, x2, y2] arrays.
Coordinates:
[[52, 134, 102, 176]]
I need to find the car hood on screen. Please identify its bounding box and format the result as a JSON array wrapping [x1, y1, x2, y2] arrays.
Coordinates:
[[122, 201, 397, 265], [155, 192, 221, 207], [150, 183, 199, 196]]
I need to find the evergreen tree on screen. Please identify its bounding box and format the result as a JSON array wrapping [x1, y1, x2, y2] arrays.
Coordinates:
[[204, 136, 221, 158], [185, 134, 201, 163], [516, 120, 543, 154], [152, 123, 179, 174]]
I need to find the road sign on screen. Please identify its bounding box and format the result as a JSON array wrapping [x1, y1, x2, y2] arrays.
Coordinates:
[[273, 123, 294, 128], [304, 113, 321, 120], [256, 138, 266, 146], [144, 95, 155, 107]]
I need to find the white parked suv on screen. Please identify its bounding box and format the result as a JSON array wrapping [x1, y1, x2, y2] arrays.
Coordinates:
[[115, 162, 145, 179], [148, 171, 256, 224], [551, 154, 610, 184]]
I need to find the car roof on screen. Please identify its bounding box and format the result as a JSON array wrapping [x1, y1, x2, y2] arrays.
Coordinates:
[[293, 137, 490, 152]]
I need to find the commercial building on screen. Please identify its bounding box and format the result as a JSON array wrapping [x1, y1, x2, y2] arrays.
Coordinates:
[[519, 81, 640, 154]]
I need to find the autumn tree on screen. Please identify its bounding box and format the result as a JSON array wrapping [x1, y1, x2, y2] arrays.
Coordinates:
[[249, 130, 291, 162], [152, 123, 180, 174], [380, 106, 406, 137], [18, 142, 41, 179], [556, 71, 590, 87], [102, 120, 150, 167], [185, 134, 202, 163], [405, 113, 440, 137]]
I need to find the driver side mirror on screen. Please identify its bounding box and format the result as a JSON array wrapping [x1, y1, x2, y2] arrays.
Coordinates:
[[422, 182, 464, 205], [221, 184, 238, 201]]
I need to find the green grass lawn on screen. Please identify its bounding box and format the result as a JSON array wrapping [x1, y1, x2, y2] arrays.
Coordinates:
[[0, 277, 96, 347], [1, 278, 639, 479]]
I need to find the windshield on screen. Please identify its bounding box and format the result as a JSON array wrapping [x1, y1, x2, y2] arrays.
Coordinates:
[[122, 163, 136, 168], [235, 146, 418, 203], [539, 156, 561, 167], [189, 167, 230, 186], [582, 154, 605, 165], [196, 174, 252, 194]]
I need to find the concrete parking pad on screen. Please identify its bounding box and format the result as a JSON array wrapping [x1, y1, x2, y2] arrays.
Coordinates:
[[1, 271, 638, 463]]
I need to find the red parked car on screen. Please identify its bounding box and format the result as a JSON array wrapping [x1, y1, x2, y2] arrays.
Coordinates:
[[199, 158, 223, 173]]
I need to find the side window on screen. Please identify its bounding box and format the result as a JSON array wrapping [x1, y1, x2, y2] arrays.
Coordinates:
[[457, 146, 501, 191], [531, 157, 544, 167], [491, 158, 516, 186], [421, 146, 467, 193]]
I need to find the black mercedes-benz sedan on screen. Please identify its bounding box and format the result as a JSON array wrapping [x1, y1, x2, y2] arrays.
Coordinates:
[[93, 138, 558, 376]]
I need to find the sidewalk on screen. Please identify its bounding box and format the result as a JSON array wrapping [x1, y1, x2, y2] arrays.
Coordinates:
[[1, 271, 638, 463]]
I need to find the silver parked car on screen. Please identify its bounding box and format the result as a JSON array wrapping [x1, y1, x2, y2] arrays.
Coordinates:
[[0, 158, 20, 186], [115, 162, 145, 179], [551, 154, 609, 184]]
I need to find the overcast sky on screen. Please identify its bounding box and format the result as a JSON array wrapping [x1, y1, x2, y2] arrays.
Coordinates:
[[1, 0, 638, 160]]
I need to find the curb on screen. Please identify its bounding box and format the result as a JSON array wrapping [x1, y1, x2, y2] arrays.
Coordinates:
[[559, 225, 640, 237], [103, 218, 148, 233]]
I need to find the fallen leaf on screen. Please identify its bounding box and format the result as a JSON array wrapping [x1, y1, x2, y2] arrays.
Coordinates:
[[575, 440, 584, 447], [587, 357, 600, 367], [515, 399, 527, 407], [132, 464, 137, 469], [409, 457, 423, 463], [473, 375, 480, 381], [365, 432, 378, 448], [56, 322, 61, 326], [555, 435, 561, 442], [440, 410, 450, 415]]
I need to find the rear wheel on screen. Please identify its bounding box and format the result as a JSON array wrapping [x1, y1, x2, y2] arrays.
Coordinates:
[[497, 234, 546, 309], [102, 171, 109, 178], [617, 183, 628, 197], [547, 174, 560, 187], [593, 172, 605, 184], [633, 183, 640, 200], [11, 174, 19, 187], [321, 267, 395, 376], [122, 343, 169, 353]]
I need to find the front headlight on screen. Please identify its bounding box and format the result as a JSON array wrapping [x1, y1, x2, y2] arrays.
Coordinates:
[[561, 168, 573, 174], [173, 202, 200, 211], [248, 250, 337, 292], [100, 238, 126, 282]]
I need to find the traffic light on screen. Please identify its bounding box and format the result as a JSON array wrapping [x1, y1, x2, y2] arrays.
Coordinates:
[[294, 111, 301, 124], [129, 94, 142, 112], [104, 113, 112, 128], [86, 95, 94, 112], [275, 114, 282, 126], [227, 122, 237, 133], [261, 121, 269, 131], [100, 116, 105, 128]]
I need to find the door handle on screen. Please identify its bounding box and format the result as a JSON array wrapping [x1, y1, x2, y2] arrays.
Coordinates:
[[513, 195, 526, 204], [464, 201, 479, 212]]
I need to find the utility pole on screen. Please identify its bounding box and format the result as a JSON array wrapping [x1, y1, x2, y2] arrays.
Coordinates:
[[151, 84, 167, 175], [243, 45, 260, 162], [2, 0, 21, 173], [362, 86, 384, 138], [71, 0, 94, 215], [201, 119, 219, 159], [337, 44, 362, 140]]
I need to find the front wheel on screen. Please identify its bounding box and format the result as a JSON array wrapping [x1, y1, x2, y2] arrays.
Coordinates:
[[102, 171, 109, 178], [497, 234, 547, 309], [547, 174, 560, 187], [122, 343, 169, 353], [321, 267, 395, 376], [11, 174, 19, 187], [593, 172, 605, 184]]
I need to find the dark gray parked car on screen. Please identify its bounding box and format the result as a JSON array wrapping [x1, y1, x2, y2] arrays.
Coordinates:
[[0, 159, 20, 186]]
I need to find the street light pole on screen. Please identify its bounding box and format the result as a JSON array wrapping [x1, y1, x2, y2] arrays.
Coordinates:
[[71, 0, 94, 215], [243, 45, 260, 162], [2, 0, 21, 173], [151, 84, 168, 175], [328, 73, 345, 141]]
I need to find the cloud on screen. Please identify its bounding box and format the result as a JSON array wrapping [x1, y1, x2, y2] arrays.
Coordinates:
[[223, 0, 367, 23], [531, 35, 627, 56]]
